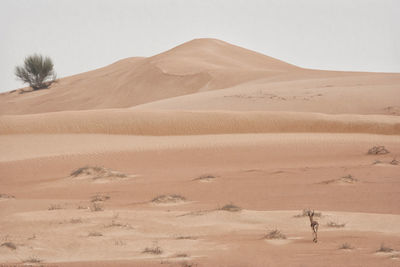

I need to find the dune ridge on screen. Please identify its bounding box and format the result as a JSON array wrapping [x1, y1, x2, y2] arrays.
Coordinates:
[[1, 109, 399, 136]]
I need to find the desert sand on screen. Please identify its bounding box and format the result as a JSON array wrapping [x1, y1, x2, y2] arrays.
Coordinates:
[[0, 38, 399, 266]]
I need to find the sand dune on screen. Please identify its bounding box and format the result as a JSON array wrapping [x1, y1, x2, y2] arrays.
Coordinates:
[[1, 109, 400, 136], [1, 38, 399, 266], [0, 39, 299, 115]]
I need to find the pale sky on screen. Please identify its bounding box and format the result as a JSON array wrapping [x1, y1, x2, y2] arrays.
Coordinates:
[[1, 0, 399, 92]]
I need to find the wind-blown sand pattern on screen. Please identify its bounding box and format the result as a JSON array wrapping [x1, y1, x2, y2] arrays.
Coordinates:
[[0, 39, 399, 266]]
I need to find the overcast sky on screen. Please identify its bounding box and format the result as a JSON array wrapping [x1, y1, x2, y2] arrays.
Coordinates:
[[1, 0, 399, 92]]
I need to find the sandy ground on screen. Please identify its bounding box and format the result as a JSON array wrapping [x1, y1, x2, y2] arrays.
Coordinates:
[[0, 39, 399, 266]]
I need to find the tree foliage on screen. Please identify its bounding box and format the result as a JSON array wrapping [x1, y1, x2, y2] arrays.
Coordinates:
[[15, 54, 56, 90]]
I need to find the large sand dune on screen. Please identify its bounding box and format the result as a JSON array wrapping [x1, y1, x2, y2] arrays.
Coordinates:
[[0, 39, 399, 266]]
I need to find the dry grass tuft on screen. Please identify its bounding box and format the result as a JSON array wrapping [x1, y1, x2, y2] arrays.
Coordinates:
[[143, 246, 163, 255], [71, 166, 127, 180], [69, 218, 83, 224], [340, 175, 358, 184], [1, 241, 17, 250], [377, 243, 394, 253], [193, 174, 216, 181], [22, 256, 42, 264], [91, 194, 110, 202], [390, 158, 399, 165], [367, 146, 389, 155], [220, 203, 241, 212], [90, 202, 104, 212], [326, 221, 346, 228], [176, 253, 189, 258], [264, 229, 287, 240], [339, 242, 353, 249], [0, 194, 15, 199], [294, 209, 322, 218], [152, 194, 186, 204], [48, 204, 62, 210], [88, 231, 103, 237]]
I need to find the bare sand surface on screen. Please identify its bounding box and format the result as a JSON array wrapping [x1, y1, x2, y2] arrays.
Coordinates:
[[0, 39, 399, 266]]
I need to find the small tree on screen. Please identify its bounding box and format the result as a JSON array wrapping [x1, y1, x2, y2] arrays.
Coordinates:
[[15, 54, 56, 90]]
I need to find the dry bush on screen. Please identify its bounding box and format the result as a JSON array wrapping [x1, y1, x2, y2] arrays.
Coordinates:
[[390, 158, 399, 165], [88, 231, 102, 237], [69, 218, 83, 224], [22, 256, 42, 264], [48, 204, 62, 210], [294, 209, 322, 218], [193, 174, 216, 181], [339, 242, 353, 249], [264, 229, 287, 240], [0, 194, 15, 199], [143, 246, 163, 255], [90, 202, 104, 212], [71, 166, 127, 180], [367, 146, 389, 155], [220, 203, 241, 212], [152, 194, 186, 204], [377, 243, 394, 253], [15, 54, 56, 90], [340, 174, 358, 183], [1, 241, 17, 250], [326, 221, 346, 228], [91, 194, 110, 202], [176, 253, 189, 258]]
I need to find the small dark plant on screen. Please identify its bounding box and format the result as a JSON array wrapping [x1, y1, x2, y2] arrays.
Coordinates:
[[1, 241, 17, 250], [264, 229, 287, 239], [143, 246, 163, 255], [220, 203, 241, 212], [367, 146, 389, 155], [294, 209, 322, 218], [152, 194, 186, 204], [377, 243, 394, 253], [90, 202, 104, 212], [326, 221, 346, 228], [339, 242, 353, 249]]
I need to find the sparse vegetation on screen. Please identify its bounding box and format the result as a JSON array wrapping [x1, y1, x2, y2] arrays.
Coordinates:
[[15, 54, 56, 90], [340, 174, 358, 183], [22, 256, 42, 264], [69, 218, 83, 224], [390, 158, 399, 165], [71, 166, 127, 180], [377, 243, 394, 253], [91, 194, 110, 202], [105, 220, 132, 229], [367, 146, 389, 155], [152, 194, 186, 204], [326, 221, 346, 228], [220, 203, 241, 212], [143, 246, 163, 255], [88, 231, 103, 237], [1, 241, 17, 250], [264, 229, 287, 240], [0, 193, 15, 199], [339, 242, 353, 250], [294, 209, 322, 218], [193, 174, 216, 181], [48, 204, 62, 210], [90, 202, 104, 212], [176, 253, 189, 258]]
